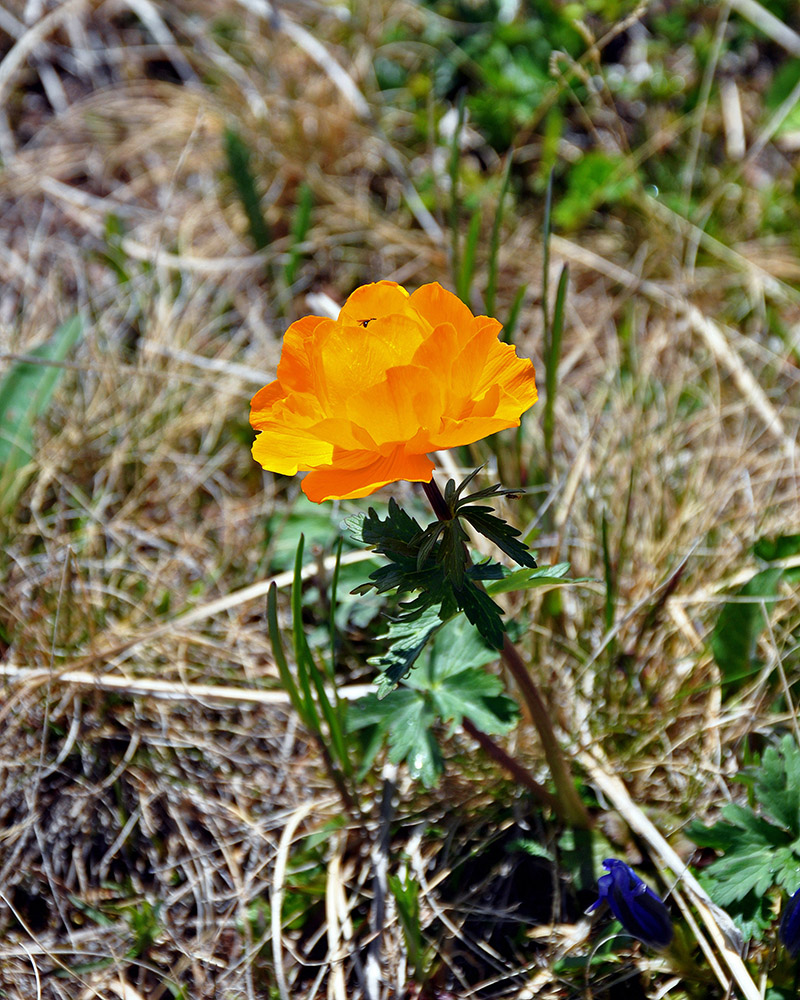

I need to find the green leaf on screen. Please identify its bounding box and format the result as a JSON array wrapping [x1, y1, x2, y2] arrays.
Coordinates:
[[291, 535, 323, 734], [422, 613, 501, 678], [710, 567, 784, 696], [349, 497, 508, 653], [347, 498, 424, 552], [388, 873, 430, 982], [291, 536, 352, 777], [723, 801, 787, 839], [698, 845, 784, 903], [270, 495, 342, 571], [369, 607, 444, 697], [348, 688, 441, 786], [754, 532, 800, 583], [543, 263, 568, 464], [687, 736, 800, 940], [504, 283, 526, 343], [507, 839, 555, 862], [552, 151, 637, 230], [267, 582, 310, 727], [349, 479, 541, 673], [349, 616, 518, 785], [485, 152, 513, 318], [765, 59, 800, 137], [0, 315, 83, 511], [485, 562, 575, 596], [456, 207, 482, 304], [755, 735, 800, 835], [754, 533, 800, 563], [458, 506, 536, 568], [454, 579, 505, 650], [715, 889, 773, 941], [430, 667, 516, 734]]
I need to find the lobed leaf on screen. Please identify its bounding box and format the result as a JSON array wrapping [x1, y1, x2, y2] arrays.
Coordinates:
[[349, 616, 518, 785], [459, 507, 536, 568]]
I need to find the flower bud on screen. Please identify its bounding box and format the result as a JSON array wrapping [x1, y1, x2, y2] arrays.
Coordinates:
[[780, 886, 800, 958], [590, 858, 673, 950]]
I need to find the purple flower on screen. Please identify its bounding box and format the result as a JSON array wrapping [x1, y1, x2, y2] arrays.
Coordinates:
[[590, 858, 673, 950], [780, 887, 800, 958]]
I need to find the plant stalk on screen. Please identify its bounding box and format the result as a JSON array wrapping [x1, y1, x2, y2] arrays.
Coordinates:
[[462, 718, 559, 812], [500, 635, 590, 828], [421, 473, 591, 828]]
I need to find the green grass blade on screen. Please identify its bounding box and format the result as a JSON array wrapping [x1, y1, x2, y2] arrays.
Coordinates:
[[0, 315, 83, 512], [291, 535, 322, 732], [485, 153, 514, 318], [543, 264, 568, 463], [601, 511, 615, 635], [284, 181, 313, 287], [291, 536, 351, 775], [224, 126, 271, 251], [542, 167, 554, 342], [266, 581, 309, 726], [388, 873, 427, 982], [504, 284, 527, 343], [448, 94, 466, 292], [457, 208, 481, 304], [328, 536, 343, 679]]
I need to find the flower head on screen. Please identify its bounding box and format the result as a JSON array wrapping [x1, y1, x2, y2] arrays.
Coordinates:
[[780, 886, 800, 958], [250, 281, 537, 502], [590, 858, 673, 950]]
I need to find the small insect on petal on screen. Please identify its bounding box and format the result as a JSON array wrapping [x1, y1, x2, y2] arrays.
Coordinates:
[[589, 858, 673, 950]]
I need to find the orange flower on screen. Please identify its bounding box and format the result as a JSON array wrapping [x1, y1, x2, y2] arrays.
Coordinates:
[[250, 281, 538, 502]]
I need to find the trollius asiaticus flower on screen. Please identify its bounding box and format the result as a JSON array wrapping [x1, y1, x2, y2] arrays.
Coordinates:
[[250, 281, 538, 502]]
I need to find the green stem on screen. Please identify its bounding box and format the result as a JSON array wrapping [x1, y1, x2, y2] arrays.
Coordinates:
[[421, 473, 591, 829]]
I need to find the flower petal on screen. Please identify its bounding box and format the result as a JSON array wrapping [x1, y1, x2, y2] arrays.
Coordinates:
[[252, 423, 334, 475], [276, 315, 333, 392], [592, 859, 673, 950], [302, 447, 434, 502], [346, 363, 444, 446], [780, 887, 800, 957], [408, 282, 476, 332], [339, 281, 411, 325], [315, 314, 426, 412]]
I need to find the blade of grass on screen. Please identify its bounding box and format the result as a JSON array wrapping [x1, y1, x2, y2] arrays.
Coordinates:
[[504, 284, 527, 343], [448, 93, 466, 293], [291, 537, 352, 779], [290, 535, 323, 734], [284, 181, 313, 287], [388, 874, 428, 984], [601, 510, 615, 635], [456, 208, 481, 304], [267, 581, 310, 726], [328, 536, 343, 679], [485, 153, 514, 317], [224, 126, 271, 252], [0, 315, 83, 514], [543, 264, 568, 465], [542, 168, 554, 342]]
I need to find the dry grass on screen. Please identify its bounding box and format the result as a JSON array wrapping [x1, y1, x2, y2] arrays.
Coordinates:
[[1, 1, 799, 997]]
